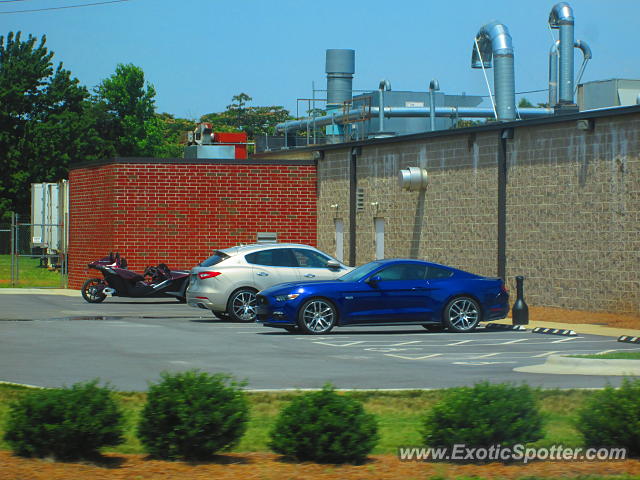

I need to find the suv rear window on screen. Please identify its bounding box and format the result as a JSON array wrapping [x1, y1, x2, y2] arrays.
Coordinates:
[[200, 251, 229, 267]]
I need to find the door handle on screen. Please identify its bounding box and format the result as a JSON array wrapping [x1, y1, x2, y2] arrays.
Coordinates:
[[304, 273, 316, 278], [257, 272, 269, 277]]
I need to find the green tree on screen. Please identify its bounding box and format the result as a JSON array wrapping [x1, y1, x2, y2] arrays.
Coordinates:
[[200, 93, 293, 140], [94, 63, 161, 157], [518, 97, 534, 108], [0, 31, 111, 221]]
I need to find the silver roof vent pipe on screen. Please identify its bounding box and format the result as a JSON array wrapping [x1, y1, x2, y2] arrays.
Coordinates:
[[378, 79, 391, 133], [471, 21, 516, 122], [548, 42, 559, 106], [548, 38, 592, 106], [325, 49, 355, 107], [429, 79, 440, 131], [549, 2, 575, 105]]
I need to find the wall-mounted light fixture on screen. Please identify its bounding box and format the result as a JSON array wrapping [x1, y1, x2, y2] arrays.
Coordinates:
[[312, 150, 324, 161]]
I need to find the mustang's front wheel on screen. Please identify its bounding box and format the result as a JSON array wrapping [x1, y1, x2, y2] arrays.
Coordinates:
[[81, 278, 107, 303], [297, 298, 337, 335]]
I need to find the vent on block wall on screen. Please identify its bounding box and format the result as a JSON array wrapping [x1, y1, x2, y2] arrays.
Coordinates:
[[257, 232, 278, 243]]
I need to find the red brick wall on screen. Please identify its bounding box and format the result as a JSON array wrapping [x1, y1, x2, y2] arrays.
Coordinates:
[[68, 160, 317, 289]]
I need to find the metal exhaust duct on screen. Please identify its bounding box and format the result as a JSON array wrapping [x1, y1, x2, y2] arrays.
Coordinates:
[[471, 21, 516, 122], [378, 79, 391, 132], [548, 38, 592, 106], [548, 42, 559, 106], [549, 2, 575, 104], [325, 49, 355, 107]]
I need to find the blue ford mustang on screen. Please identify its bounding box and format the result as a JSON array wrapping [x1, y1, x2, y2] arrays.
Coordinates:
[[256, 259, 509, 334]]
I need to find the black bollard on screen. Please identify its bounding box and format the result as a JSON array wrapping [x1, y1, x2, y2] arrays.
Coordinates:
[[512, 275, 529, 325]]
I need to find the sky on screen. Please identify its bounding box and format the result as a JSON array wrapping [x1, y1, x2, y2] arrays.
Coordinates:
[[3, 0, 640, 120]]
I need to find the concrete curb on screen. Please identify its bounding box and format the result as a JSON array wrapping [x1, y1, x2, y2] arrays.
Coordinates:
[[0, 288, 78, 297], [532, 327, 577, 336], [485, 323, 527, 331], [618, 335, 640, 344], [514, 354, 640, 376]]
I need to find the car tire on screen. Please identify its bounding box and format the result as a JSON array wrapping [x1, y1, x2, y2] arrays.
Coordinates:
[[81, 278, 107, 303], [443, 296, 481, 333], [297, 298, 337, 335], [227, 288, 258, 323]]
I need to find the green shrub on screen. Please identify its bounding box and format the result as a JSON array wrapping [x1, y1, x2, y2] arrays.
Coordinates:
[[422, 382, 543, 448], [269, 385, 379, 464], [577, 378, 640, 456], [3, 381, 124, 459], [137, 370, 249, 460]]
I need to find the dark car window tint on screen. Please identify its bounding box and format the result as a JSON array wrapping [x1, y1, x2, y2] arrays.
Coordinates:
[[292, 248, 330, 268], [339, 262, 381, 282], [426, 265, 453, 279], [245, 249, 296, 267], [200, 251, 229, 267], [376, 263, 427, 281]]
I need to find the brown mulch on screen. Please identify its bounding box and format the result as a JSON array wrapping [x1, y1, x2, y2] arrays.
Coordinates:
[[529, 306, 640, 330], [0, 452, 638, 480]]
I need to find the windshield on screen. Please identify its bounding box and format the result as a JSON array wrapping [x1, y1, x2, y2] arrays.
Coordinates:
[[199, 251, 230, 267], [339, 262, 382, 282]]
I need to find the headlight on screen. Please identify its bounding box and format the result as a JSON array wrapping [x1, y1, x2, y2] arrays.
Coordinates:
[[275, 293, 300, 302]]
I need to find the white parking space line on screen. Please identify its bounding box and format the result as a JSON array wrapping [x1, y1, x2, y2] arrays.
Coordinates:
[[389, 341, 423, 347], [385, 353, 443, 360], [499, 338, 529, 345], [551, 337, 583, 343], [468, 352, 501, 359], [446, 340, 474, 346], [313, 341, 367, 347], [532, 351, 560, 358]]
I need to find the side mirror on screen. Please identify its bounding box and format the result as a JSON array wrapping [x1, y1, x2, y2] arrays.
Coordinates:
[[326, 260, 341, 270], [367, 275, 382, 287]]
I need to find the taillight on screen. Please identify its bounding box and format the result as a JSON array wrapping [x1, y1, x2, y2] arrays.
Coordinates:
[[198, 271, 221, 280], [501, 283, 508, 294]]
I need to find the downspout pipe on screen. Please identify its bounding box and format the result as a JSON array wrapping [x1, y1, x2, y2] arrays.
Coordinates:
[[378, 79, 391, 132], [549, 2, 575, 104], [471, 21, 516, 121]]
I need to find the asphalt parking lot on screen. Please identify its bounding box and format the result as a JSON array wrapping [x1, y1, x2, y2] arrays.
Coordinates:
[[0, 293, 636, 390]]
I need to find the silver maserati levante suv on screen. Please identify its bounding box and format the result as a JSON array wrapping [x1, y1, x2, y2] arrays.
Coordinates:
[[186, 243, 351, 322]]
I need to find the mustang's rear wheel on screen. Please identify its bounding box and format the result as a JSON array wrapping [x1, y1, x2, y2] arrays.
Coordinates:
[[81, 278, 107, 303], [227, 288, 258, 322], [443, 296, 481, 332], [297, 298, 336, 335]]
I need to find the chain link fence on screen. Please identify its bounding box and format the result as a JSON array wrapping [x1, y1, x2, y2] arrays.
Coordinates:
[[0, 213, 67, 288]]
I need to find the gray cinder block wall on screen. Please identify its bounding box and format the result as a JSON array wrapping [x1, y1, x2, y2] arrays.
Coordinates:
[[313, 108, 639, 314]]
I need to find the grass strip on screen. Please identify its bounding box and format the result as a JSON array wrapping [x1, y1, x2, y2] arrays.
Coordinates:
[[569, 352, 640, 360], [0, 254, 64, 288], [0, 384, 590, 455]]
